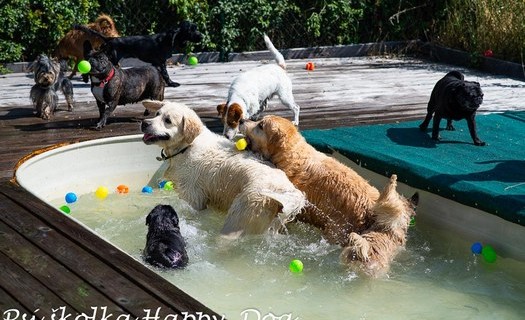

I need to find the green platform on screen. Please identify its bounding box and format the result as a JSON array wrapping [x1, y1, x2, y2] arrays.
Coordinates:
[[302, 111, 525, 227]]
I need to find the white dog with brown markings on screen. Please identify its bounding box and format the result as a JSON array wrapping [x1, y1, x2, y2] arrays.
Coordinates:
[[217, 35, 300, 140], [240, 115, 419, 276], [141, 101, 306, 238]]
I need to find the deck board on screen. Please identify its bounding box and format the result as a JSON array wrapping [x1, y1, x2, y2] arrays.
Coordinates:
[[1, 55, 524, 316]]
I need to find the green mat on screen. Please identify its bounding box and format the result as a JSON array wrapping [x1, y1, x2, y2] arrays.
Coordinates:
[[302, 111, 525, 227]]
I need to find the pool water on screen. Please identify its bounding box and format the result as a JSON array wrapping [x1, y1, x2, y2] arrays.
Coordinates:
[[52, 188, 525, 320]]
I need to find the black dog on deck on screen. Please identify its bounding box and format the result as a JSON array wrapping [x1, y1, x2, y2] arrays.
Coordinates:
[[83, 41, 165, 129], [144, 204, 189, 269], [419, 70, 485, 146], [29, 54, 74, 120], [75, 21, 203, 87]]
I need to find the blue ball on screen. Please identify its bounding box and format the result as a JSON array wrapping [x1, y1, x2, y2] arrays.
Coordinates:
[[158, 180, 167, 188], [142, 186, 153, 194], [65, 192, 77, 204], [471, 242, 483, 254]]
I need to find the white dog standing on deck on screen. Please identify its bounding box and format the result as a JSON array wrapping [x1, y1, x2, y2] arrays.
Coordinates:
[[141, 100, 306, 238], [217, 34, 300, 139]]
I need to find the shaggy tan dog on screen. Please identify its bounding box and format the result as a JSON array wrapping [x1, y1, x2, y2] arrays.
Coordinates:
[[240, 115, 418, 275], [141, 101, 306, 238], [54, 14, 119, 79]]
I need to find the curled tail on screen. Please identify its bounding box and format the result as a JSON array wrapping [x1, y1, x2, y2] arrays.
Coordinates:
[[263, 34, 286, 69], [73, 24, 109, 42]]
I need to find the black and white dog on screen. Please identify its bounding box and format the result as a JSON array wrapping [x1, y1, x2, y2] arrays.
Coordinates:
[[419, 71, 485, 146], [75, 21, 203, 87], [83, 41, 165, 129], [29, 54, 74, 119], [144, 204, 188, 269]]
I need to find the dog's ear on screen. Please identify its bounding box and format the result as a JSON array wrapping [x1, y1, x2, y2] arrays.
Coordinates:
[[145, 213, 152, 226], [217, 103, 227, 117], [181, 114, 202, 144], [142, 100, 165, 113], [83, 40, 93, 58], [409, 192, 419, 208]]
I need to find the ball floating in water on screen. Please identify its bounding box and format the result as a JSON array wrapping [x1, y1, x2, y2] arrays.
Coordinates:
[[78, 60, 91, 74], [289, 259, 304, 273], [142, 186, 153, 194], [163, 181, 174, 191], [65, 192, 77, 204], [116, 184, 129, 194], [188, 56, 198, 65], [409, 216, 416, 227], [235, 138, 248, 151], [95, 186, 109, 199], [305, 62, 315, 71], [471, 242, 483, 254], [158, 180, 167, 188], [59, 205, 71, 214], [481, 245, 497, 263]]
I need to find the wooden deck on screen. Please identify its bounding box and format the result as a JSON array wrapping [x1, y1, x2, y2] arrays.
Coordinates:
[[1, 54, 524, 317]]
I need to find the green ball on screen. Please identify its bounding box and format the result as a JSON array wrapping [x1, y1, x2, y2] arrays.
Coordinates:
[[188, 56, 198, 66], [163, 181, 174, 191], [481, 245, 497, 263], [59, 205, 71, 214], [78, 60, 91, 74], [289, 259, 304, 273]]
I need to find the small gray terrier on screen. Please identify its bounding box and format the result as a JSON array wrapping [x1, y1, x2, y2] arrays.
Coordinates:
[[29, 54, 74, 119]]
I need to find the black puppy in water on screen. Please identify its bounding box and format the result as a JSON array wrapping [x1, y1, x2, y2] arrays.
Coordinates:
[[75, 21, 203, 87], [419, 71, 485, 146], [83, 41, 165, 129], [144, 204, 188, 269]]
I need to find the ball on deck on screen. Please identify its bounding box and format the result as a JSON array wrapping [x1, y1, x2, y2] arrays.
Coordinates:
[[481, 245, 497, 263], [116, 184, 129, 194], [59, 205, 71, 214], [305, 62, 315, 71], [65, 192, 77, 204], [95, 186, 109, 199], [471, 242, 483, 254], [142, 186, 153, 194], [78, 60, 91, 74], [235, 138, 248, 151], [289, 259, 304, 273], [163, 181, 174, 191], [188, 56, 198, 66]]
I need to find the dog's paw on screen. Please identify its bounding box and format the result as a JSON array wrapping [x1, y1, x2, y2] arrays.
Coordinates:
[[167, 81, 180, 88], [446, 124, 455, 131], [418, 123, 427, 131], [474, 140, 486, 146]]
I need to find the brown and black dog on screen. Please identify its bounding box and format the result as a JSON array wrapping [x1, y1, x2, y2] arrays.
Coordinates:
[[84, 41, 165, 129], [54, 14, 119, 79], [241, 115, 418, 276]]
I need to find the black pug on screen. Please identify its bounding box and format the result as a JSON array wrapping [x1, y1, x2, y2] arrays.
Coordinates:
[[419, 70, 485, 146], [29, 54, 74, 120], [144, 204, 189, 269], [75, 21, 203, 87], [83, 41, 165, 129]]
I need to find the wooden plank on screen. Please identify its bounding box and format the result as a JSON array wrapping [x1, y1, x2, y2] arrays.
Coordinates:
[[0, 286, 31, 316], [0, 220, 125, 314], [0, 251, 75, 318], [0, 182, 221, 317]]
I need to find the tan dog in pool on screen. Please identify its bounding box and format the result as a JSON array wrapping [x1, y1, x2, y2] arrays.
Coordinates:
[[141, 101, 306, 238], [240, 115, 419, 275]]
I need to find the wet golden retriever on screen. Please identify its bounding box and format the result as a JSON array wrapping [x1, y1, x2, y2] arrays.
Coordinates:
[[240, 115, 418, 276]]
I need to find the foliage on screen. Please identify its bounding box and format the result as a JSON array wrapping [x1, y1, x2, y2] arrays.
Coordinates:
[[0, 0, 98, 62], [437, 0, 525, 63]]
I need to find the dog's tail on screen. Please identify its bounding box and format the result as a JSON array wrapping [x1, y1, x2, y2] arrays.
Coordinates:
[[262, 188, 306, 231], [74, 24, 110, 42], [371, 175, 417, 236], [264, 34, 286, 69]]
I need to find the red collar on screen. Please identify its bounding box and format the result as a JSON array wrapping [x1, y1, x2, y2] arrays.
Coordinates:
[[98, 68, 115, 87]]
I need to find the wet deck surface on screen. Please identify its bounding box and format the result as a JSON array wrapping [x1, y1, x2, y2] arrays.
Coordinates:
[[1, 55, 524, 316]]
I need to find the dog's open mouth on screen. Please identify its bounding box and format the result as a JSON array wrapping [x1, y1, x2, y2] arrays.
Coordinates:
[[142, 133, 170, 144]]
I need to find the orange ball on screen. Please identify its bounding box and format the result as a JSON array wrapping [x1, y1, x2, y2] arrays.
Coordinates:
[[305, 62, 315, 71], [116, 184, 129, 194]]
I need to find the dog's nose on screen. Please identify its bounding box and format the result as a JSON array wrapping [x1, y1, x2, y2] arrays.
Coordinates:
[[141, 120, 150, 131], [239, 118, 245, 125]]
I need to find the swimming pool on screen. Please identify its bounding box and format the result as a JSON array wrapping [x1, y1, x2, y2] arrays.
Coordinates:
[[16, 135, 525, 319]]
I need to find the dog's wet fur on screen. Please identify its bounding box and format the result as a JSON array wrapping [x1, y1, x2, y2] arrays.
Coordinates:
[[83, 41, 165, 129], [419, 70, 485, 146], [143, 204, 188, 269], [75, 21, 203, 87], [29, 54, 74, 120]]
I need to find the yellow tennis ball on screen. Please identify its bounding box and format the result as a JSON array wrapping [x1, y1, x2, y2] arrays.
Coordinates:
[[95, 186, 109, 199], [78, 60, 91, 74], [235, 138, 248, 151]]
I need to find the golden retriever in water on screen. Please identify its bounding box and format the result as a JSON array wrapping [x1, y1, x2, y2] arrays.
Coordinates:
[[54, 14, 120, 79], [240, 115, 418, 275], [141, 101, 306, 238]]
